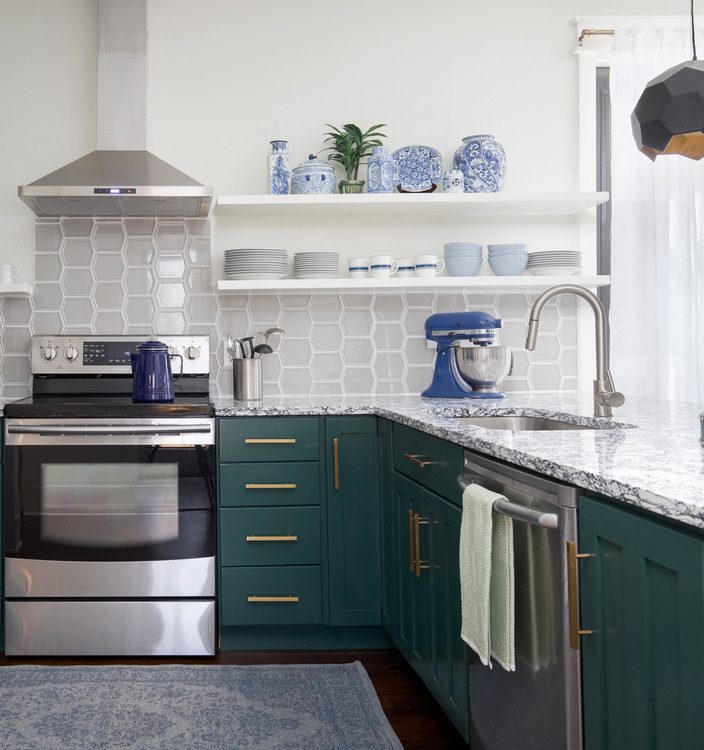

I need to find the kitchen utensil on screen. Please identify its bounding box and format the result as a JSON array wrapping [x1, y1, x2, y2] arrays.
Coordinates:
[[130, 339, 183, 402], [240, 337, 254, 358], [421, 311, 507, 399], [488, 254, 528, 276], [252, 343, 273, 356], [348, 257, 370, 278], [446, 255, 482, 277], [369, 255, 398, 278]]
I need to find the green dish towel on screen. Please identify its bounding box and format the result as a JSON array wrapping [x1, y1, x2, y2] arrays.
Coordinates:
[[459, 483, 515, 671]]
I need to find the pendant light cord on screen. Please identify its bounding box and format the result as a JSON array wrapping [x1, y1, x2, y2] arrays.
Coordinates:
[[692, 0, 698, 60]]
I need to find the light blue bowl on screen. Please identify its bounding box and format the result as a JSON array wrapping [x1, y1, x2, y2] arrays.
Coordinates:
[[488, 253, 528, 276], [487, 243, 527, 256], [446, 255, 483, 277], [444, 242, 483, 254]]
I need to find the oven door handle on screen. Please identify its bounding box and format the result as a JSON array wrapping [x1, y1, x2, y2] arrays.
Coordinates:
[[7, 424, 211, 436]]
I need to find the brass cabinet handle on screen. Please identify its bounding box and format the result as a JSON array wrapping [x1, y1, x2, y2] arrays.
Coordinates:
[[408, 509, 416, 573], [247, 595, 300, 603], [567, 540, 596, 649], [333, 437, 340, 490], [245, 483, 297, 490], [244, 438, 296, 444], [245, 535, 298, 542], [414, 513, 430, 577], [404, 453, 440, 469]]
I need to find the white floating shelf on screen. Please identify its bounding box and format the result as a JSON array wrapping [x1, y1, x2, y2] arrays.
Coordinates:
[[215, 192, 609, 217], [217, 275, 610, 293], [0, 283, 34, 298]]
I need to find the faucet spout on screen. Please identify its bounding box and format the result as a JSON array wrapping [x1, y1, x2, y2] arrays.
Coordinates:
[[525, 284, 624, 417]]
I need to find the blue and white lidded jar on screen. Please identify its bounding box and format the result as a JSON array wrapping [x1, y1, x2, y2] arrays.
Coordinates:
[[268, 140, 292, 195], [367, 145, 395, 193], [453, 134, 507, 193], [291, 154, 337, 194]]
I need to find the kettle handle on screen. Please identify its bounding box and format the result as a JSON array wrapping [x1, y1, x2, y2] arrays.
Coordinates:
[[170, 353, 184, 380]]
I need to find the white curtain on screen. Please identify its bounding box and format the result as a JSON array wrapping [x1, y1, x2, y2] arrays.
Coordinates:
[[610, 26, 704, 403]]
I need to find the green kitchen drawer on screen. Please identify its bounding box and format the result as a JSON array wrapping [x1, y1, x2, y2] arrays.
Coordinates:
[[220, 566, 322, 626], [219, 462, 320, 507], [219, 417, 320, 462], [220, 506, 321, 566], [393, 422, 463, 504]]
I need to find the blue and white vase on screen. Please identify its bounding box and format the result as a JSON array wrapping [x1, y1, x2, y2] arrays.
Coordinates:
[[453, 134, 506, 193], [367, 146, 394, 193], [268, 140, 292, 195]]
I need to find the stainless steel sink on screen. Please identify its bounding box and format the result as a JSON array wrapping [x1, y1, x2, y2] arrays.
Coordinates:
[[453, 415, 601, 431]]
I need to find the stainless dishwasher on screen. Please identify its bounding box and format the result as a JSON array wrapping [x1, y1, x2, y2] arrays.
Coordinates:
[[457, 451, 582, 750]]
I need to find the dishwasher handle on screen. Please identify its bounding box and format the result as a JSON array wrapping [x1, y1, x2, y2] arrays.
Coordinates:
[[457, 474, 559, 529]]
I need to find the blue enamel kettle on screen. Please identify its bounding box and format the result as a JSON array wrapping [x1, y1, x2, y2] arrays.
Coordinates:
[[130, 340, 183, 402]]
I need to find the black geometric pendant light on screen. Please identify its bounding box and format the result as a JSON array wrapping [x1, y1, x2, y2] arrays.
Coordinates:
[[632, 0, 704, 160]]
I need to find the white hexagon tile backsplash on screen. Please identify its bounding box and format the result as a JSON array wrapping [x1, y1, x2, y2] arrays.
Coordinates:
[[0, 219, 578, 399]]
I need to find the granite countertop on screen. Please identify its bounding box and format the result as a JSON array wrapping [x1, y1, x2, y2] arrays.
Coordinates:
[[213, 393, 704, 531]]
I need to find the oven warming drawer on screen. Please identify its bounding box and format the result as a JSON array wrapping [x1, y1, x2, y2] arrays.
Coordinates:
[[5, 600, 215, 656], [5, 557, 215, 598]]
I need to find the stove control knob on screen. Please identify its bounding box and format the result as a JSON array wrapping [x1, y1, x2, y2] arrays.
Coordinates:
[[65, 345, 79, 361], [186, 345, 200, 360], [168, 346, 179, 356], [41, 345, 58, 361]]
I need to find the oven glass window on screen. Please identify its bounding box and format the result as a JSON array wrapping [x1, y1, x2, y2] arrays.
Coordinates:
[[41, 463, 179, 547]]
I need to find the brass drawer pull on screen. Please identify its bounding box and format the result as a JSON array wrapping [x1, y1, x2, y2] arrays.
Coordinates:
[[245, 483, 297, 490], [244, 438, 297, 444], [333, 437, 340, 490], [408, 509, 415, 573], [247, 595, 300, 603], [567, 540, 596, 649], [404, 453, 440, 469], [245, 535, 299, 542], [414, 513, 430, 577]]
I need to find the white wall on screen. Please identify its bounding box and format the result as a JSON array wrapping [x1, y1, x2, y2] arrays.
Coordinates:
[[0, 0, 97, 283]]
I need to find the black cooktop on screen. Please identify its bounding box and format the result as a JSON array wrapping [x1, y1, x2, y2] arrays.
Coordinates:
[[4, 394, 214, 419]]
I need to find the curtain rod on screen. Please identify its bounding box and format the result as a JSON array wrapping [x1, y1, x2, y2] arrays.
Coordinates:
[[578, 28, 615, 46]]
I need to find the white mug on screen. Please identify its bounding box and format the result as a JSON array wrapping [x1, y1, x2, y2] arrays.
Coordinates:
[[369, 255, 398, 278], [348, 257, 370, 278], [414, 254, 445, 277], [396, 257, 415, 278], [0, 265, 17, 283]]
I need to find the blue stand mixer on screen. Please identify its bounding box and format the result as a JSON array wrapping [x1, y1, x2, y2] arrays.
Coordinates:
[[421, 311, 511, 399]]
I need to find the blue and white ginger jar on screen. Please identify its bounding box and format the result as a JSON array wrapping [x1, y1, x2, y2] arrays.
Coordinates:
[[291, 154, 336, 194], [268, 140, 292, 195], [367, 146, 394, 193], [453, 134, 506, 193]]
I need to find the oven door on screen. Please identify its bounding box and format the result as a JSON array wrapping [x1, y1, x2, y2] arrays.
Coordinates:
[[4, 418, 215, 598]]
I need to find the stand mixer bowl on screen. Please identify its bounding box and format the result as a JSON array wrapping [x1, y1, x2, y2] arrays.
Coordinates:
[[452, 345, 511, 392]]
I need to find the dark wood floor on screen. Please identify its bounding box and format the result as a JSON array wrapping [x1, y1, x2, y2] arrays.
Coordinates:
[[0, 648, 468, 749]]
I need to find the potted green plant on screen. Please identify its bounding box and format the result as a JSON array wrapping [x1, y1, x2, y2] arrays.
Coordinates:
[[323, 123, 387, 193]]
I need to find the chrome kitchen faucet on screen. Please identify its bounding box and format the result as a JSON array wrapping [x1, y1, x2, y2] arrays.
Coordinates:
[[525, 284, 625, 417]]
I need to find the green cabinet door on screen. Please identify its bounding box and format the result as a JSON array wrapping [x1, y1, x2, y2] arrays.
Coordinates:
[[378, 418, 397, 639], [393, 472, 430, 675], [325, 416, 381, 626], [580, 496, 704, 750], [393, 471, 469, 741]]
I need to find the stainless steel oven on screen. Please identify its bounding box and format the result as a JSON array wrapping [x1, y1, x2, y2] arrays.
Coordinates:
[[3, 335, 216, 656]]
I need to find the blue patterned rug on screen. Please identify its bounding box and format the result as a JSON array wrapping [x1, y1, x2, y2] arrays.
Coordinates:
[[0, 662, 403, 749]]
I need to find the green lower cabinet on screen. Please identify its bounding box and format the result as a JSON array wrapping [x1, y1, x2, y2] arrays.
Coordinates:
[[378, 419, 397, 639], [325, 416, 381, 626], [579, 496, 704, 750], [393, 471, 469, 742]]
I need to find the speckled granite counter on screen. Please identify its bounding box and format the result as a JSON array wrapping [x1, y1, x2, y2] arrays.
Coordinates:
[[214, 393, 704, 531]]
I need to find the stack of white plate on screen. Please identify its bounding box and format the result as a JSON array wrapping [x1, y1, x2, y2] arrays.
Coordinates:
[[224, 248, 288, 280], [526, 251, 582, 276], [293, 252, 340, 279]]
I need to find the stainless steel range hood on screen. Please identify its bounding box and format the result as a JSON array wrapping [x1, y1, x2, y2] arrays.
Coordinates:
[[19, 150, 212, 218], [18, 0, 212, 219]]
